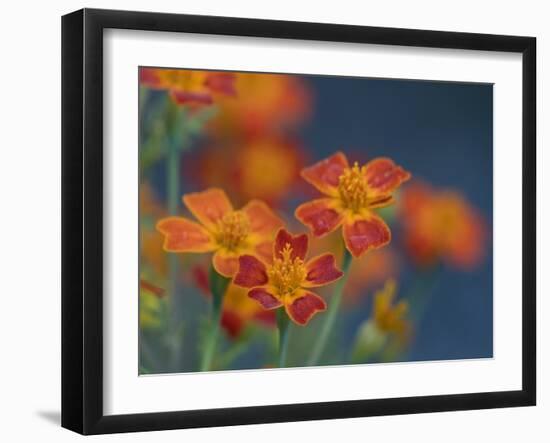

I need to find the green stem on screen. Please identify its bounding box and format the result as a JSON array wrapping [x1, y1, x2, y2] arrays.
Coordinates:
[[307, 247, 353, 366], [200, 267, 231, 371], [166, 120, 181, 370], [277, 309, 291, 367], [406, 263, 443, 322]]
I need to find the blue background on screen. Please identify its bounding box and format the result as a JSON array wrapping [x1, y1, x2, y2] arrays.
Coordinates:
[[301, 75, 493, 361]]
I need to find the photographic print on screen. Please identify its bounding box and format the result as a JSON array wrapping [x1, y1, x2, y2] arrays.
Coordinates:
[[138, 67, 493, 375]]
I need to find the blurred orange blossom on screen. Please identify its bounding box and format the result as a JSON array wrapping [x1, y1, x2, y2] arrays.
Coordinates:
[[373, 279, 410, 340], [194, 138, 305, 207], [208, 72, 311, 139], [399, 182, 487, 269]]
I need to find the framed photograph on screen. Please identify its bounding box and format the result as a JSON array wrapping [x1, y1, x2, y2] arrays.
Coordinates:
[[61, 8, 536, 435]]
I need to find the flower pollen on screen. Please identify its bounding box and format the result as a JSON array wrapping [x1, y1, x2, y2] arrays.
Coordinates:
[[338, 162, 369, 212], [216, 210, 250, 250], [268, 243, 306, 297]]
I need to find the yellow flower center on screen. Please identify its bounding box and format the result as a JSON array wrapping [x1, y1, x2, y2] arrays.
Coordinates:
[[338, 162, 369, 212], [268, 244, 306, 297], [216, 211, 250, 251]]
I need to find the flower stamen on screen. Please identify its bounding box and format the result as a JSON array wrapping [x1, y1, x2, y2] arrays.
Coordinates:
[[338, 162, 369, 212], [216, 210, 250, 251], [268, 244, 306, 298]]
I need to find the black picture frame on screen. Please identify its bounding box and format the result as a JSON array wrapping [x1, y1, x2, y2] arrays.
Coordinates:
[[61, 8, 536, 435]]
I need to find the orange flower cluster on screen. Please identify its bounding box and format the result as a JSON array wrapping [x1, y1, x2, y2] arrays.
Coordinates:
[[157, 149, 409, 327], [192, 72, 312, 207], [399, 182, 486, 269]]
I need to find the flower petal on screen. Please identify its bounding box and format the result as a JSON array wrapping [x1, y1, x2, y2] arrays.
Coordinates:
[[242, 199, 284, 237], [285, 291, 327, 325], [156, 216, 216, 252], [182, 188, 233, 230], [253, 241, 274, 265], [213, 249, 240, 277], [343, 213, 391, 258], [295, 198, 344, 237], [249, 287, 283, 309], [364, 158, 411, 197], [274, 229, 308, 261], [234, 255, 269, 288], [301, 151, 349, 196], [303, 254, 343, 287]]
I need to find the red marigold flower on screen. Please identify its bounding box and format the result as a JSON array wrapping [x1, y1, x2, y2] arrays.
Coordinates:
[[295, 152, 411, 258], [140, 68, 236, 106], [399, 182, 486, 269], [156, 188, 283, 277], [234, 229, 343, 326]]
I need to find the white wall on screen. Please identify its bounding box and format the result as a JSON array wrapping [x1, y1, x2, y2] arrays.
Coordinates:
[[0, 0, 546, 441]]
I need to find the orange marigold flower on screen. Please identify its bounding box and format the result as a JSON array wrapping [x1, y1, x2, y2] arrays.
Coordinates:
[[295, 151, 410, 258], [156, 188, 283, 277], [399, 182, 486, 269], [140, 68, 236, 106], [234, 229, 343, 325]]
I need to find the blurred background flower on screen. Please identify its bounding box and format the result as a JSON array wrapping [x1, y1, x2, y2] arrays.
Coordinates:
[[399, 181, 487, 270], [207, 72, 312, 139], [192, 137, 306, 208]]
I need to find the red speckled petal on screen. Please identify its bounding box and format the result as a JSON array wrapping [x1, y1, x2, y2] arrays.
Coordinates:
[[301, 152, 349, 196], [303, 254, 343, 287], [343, 213, 391, 258], [249, 287, 283, 309], [274, 229, 308, 261], [364, 157, 410, 198], [285, 291, 327, 325], [234, 255, 269, 288], [295, 198, 343, 237]]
